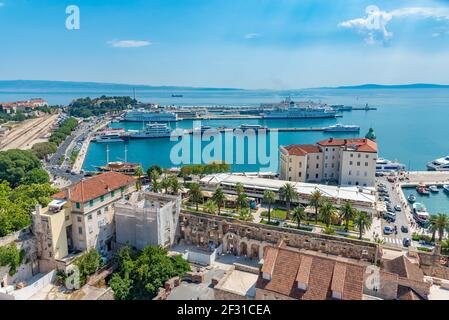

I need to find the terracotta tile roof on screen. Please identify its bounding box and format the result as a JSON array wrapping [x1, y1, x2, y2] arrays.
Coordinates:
[[256, 246, 366, 300], [383, 256, 424, 282], [52, 172, 136, 203], [283, 144, 322, 156], [317, 138, 378, 153]]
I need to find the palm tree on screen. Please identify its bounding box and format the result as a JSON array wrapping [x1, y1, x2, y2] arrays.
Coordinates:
[[188, 183, 203, 211], [340, 202, 355, 232], [263, 190, 276, 223], [309, 190, 322, 225], [292, 206, 306, 229], [149, 169, 160, 193], [212, 187, 226, 215], [134, 166, 144, 190], [203, 200, 218, 215], [235, 183, 247, 212], [354, 211, 372, 240], [279, 183, 297, 220], [434, 213, 449, 241], [161, 176, 171, 194], [319, 201, 337, 228], [239, 207, 253, 222], [169, 176, 181, 195], [429, 215, 438, 242]]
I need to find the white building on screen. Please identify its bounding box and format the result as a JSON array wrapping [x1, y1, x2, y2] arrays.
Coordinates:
[[114, 191, 181, 250], [280, 138, 378, 187], [200, 173, 376, 215]]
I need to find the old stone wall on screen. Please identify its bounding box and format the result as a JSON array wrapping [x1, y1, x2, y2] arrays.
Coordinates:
[[179, 211, 380, 263]]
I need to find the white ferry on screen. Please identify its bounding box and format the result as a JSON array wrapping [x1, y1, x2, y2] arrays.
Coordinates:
[[123, 108, 178, 122], [129, 123, 172, 139], [375, 158, 406, 172], [93, 128, 126, 143], [427, 155, 449, 171], [262, 98, 337, 119], [323, 124, 360, 132]]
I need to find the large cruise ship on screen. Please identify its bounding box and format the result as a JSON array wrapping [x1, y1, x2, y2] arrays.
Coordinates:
[[129, 123, 172, 139], [427, 155, 449, 171], [123, 108, 178, 122], [262, 98, 337, 119]]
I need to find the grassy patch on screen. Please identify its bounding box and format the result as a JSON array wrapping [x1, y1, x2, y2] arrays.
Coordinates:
[[260, 219, 280, 226], [417, 247, 433, 253], [261, 209, 288, 220]]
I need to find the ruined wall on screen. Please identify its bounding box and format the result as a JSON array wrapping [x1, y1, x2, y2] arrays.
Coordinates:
[[178, 211, 380, 263], [416, 247, 449, 280]]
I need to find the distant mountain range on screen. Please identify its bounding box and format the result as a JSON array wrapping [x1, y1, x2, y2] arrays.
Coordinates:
[[334, 83, 449, 89], [0, 80, 448, 91]]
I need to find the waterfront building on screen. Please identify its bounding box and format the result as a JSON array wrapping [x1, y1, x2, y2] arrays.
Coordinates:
[[280, 137, 378, 187], [115, 191, 181, 250], [32, 172, 136, 269], [199, 173, 376, 214]]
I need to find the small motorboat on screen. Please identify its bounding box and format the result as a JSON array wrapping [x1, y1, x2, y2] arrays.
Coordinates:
[[408, 194, 416, 203], [429, 185, 439, 193], [416, 184, 430, 195]]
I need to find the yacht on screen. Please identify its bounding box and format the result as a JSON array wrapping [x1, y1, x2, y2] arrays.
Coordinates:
[[444, 185, 449, 194], [323, 124, 360, 132], [429, 185, 439, 193], [416, 185, 430, 195], [123, 108, 178, 122], [375, 158, 406, 172], [237, 124, 268, 131], [407, 194, 417, 203], [93, 128, 126, 143], [129, 123, 172, 139], [427, 155, 449, 171], [412, 203, 431, 227], [331, 105, 353, 111]]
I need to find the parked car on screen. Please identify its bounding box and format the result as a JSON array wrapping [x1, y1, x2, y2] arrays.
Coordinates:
[[384, 226, 393, 235], [394, 205, 402, 212], [401, 226, 409, 233]]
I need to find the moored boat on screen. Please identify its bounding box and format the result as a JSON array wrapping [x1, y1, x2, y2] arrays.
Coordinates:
[[429, 185, 439, 193], [444, 185, 449, 194], [407, 194, 417, 203], [323, 124, 360, 132], [416, 185, 430, 195], [412, 202, 431, 227]]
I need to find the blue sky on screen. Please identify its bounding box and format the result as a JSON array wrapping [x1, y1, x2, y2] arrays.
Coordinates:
[[1, 0, 449, 89]]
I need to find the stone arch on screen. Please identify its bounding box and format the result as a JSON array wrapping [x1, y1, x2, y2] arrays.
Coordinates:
[[250, 243, 260, 259], [239, 241, 248, 257], [223, 232, 240, 255]]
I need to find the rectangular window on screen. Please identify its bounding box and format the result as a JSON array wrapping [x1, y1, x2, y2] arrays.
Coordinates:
[[97, 210, 102, 216], [348, 171, 352, 176], [78, 227, 83, 235], [365, 162, 368, 167], [357, 162, 361, 166], [100, 195, 105, 202], [316, 164, 319, 169], [111, 191, 115, 197], [88, 214, 92, 220], [76, 202, 80, 209], [77, 216, 82, 222], [89, 200, 94, 207], [349, 161, 353, 165], [299, 172, 302, 177], [315, 174, 319, 179]]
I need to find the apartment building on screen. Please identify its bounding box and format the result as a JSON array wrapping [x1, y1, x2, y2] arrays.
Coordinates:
[[33, 172, 136, 266], [280, 138, 378, 187]]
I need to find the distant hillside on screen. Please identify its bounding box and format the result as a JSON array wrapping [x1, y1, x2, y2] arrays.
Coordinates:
[[0, 80, 243, 92], [335, 83, 449, 89]]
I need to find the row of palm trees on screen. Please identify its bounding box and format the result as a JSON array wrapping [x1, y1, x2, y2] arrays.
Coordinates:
[[429, 213, 449, 243], [262, 184, 372, 240]]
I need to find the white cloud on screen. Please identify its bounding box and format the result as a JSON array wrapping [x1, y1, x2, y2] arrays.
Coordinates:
[[107, 40, 152, 48], [339, 6, 449, 45], [244, 33, 261, 39]]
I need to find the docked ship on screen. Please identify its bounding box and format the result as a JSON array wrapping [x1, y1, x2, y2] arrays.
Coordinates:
[[128, 123, 172, 139], [262, 97, 337, 119], [323, 124, 360, 132], [331, 105, 353, 112], [412, 203, 431, 227], [96, 162, 141, 175], [426, 155, 449, 171], [123, 108, 178, 122], [375, 158, 406, 172], [93, 128, 126, 143]]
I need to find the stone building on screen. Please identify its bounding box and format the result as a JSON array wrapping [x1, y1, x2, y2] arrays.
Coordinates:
[[115, 191, 181, 250]]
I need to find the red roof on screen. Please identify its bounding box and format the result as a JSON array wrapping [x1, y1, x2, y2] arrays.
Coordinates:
[[52, 172, 136, 203], [283, 144, 322, 156], [317, 138, 378, 153], [257, 245, 366, 300]]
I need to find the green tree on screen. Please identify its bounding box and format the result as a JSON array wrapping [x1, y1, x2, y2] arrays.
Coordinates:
[[235, 183, 248, 213], [340, 201, 355, 232], [0, 149, 42, 187], [354, 211, 372, 240], [22, 168, 50, 185], [263, 190, 276, 223], [0, 243, 25, 276], [109, 273, 133, 300], [149, 170, 160, 193], [160, 176, 171, 194], [212, 187, 226, 215], [239, 207, 253, 222], [434, 213, 449, 241], [147, 165, 163, 177], [203, 200, 218, 215], [429, 215, 438, 243], [292, 206, 306, 229], [309, 190, 322, 224], [188, 183, 203, 211], [319, 201, 337, 228], [169, 176, 181, 195], [74, 249, 101, 287], [279, 183, 297, 220], [31, 142, 57, 160]]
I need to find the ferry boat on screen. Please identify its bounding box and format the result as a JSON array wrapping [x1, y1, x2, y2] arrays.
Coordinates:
[[412, 203, 431, 227], [263, 105, 337, 119], [129, 123, 172, 139], [323, 124, 360, 132], [426, 155, 449, 171], [408, 194, 417, 203], [444, 185, 449, 194], [331, 105, 353, 112], [93, 128, 126, 143], [375, 158, 406, 172], [429, 185, 439, 193], [123, 108, 178, 122]]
